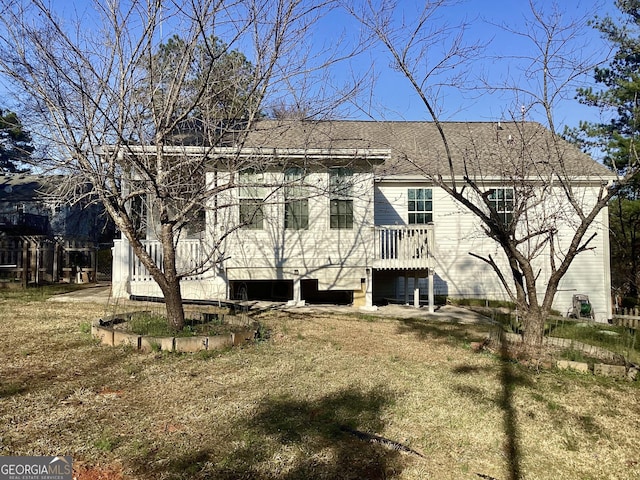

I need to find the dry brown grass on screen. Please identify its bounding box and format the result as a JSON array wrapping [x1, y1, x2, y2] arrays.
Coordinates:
[[0, 295, 639, 480]]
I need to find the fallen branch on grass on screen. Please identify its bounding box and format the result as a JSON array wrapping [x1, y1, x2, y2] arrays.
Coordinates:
[[339, 425, 425, 458]]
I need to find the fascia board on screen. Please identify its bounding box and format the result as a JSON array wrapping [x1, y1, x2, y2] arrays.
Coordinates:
[[113, 145, 390, 163], [375, 174, 618, 185]]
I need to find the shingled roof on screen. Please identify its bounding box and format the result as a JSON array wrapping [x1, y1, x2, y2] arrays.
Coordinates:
[[0, 173, 60, 201], [242, 120, 613, 180]]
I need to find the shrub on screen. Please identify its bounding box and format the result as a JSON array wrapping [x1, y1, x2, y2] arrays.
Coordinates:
[[621, 296, 639, 309]]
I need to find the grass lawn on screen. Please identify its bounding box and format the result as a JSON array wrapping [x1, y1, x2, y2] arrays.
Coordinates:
[[0, 294, 639, 479]]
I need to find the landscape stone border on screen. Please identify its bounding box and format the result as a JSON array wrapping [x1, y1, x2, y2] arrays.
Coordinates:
[[490, 330, 638, 381], [493, 330, 625, 362], [556, 360, 637, 381], [91, 310, 257, 353]]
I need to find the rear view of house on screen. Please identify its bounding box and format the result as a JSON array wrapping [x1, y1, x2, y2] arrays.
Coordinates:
[[111, 120, 614, 321]]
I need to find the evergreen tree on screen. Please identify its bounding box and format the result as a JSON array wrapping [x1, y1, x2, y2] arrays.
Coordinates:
[[609, 197, 640, 302], [0, 109, 33, 173], [572, 0, 640, 302], [139, 35, 259, 145]]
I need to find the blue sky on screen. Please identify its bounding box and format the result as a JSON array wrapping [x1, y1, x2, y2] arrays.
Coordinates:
[[334, 0, 620, 129], [2, 0, 621, 133]]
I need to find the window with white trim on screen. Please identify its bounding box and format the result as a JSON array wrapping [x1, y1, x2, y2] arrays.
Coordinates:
[[329, 167, 353, 197], [330, 199, 353, 229], [284, 167, 308, 230], [128, 181, 148, 237], [487, 187, 514, 226], [329, 167, 353, 229], [407, 188, 432, 224], [238, 169, 264, 229]]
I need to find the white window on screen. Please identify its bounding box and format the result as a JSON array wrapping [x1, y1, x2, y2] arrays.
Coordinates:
[[238, 169, 264, 229], [284, 167, 308, 230], [329, 167, 353, 197], [408, 188, 432, 224], [329, 167, 353, 229], [330, 199, 353, 229], [128, 181, 148, 237], [487, 188, 514, 226]]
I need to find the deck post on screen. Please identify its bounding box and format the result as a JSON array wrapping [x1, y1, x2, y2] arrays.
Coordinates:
[[428, 268, 434, 313], [365, 268, 373, 307], [111, 239, 131, 298], [293, 271, 301, 304], [404, 273, 409, 305], [21, 240, 28, 287], [413, 271, 420, 309]]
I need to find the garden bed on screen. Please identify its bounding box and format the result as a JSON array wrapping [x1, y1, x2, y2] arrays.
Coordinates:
[[92, 310, 260, 353]]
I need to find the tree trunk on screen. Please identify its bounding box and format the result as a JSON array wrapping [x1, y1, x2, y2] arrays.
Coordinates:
[[161, 278, 185, 331], [159, 223, 185, 331], [522, 309, 545, 350]]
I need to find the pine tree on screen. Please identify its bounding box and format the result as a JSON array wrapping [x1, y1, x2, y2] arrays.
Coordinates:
[[573, 0, 640, 302], [0, 109, 33, 173]]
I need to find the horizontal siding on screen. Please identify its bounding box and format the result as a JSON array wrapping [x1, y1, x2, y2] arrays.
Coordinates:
[[375, 182, 611, 319], [374, 185, 405, 225], [130, 278, 227, 301], [119, 171, 611, 314], [209, 170, 376, 289]]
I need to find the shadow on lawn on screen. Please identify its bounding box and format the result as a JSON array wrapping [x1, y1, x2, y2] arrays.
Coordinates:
[[395, 317, 489, 345], [0, 338, 134, 399], [396, 317, 526, 479], [150, 386, 411, 480], [497, 337, 524, 480], [451, 336, 531, 480]]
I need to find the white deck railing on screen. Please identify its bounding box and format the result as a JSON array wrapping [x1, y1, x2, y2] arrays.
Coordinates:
[[373, 225, 434, 270], [113, 238, 207, 283], [113, 224, 434, 290]]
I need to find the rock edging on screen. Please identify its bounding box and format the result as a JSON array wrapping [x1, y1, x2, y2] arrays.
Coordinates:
[[490, 330, 638, 381], [91, 311, 257, 353]]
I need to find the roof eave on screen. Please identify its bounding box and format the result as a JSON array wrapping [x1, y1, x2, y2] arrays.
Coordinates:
[[109, 145, 391, 164]]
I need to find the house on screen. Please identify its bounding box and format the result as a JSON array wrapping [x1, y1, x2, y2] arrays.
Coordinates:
[[111, 120, 615, 321], [0, 173, 110, 239], [0, 173, 109, 283]]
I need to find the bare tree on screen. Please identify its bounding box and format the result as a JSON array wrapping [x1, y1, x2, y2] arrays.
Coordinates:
[[0, 0, 354, 330], [348, 0, 631, 348]]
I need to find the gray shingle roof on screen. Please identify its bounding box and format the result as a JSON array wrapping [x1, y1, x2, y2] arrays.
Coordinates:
[[0, 173, 60, 201], [243, 120, 613, 179]]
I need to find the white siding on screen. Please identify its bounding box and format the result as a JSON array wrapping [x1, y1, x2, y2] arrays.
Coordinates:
[[114, 162, 611, 316], [375, 181, 612, 320], [208, 169, 376, 290]]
